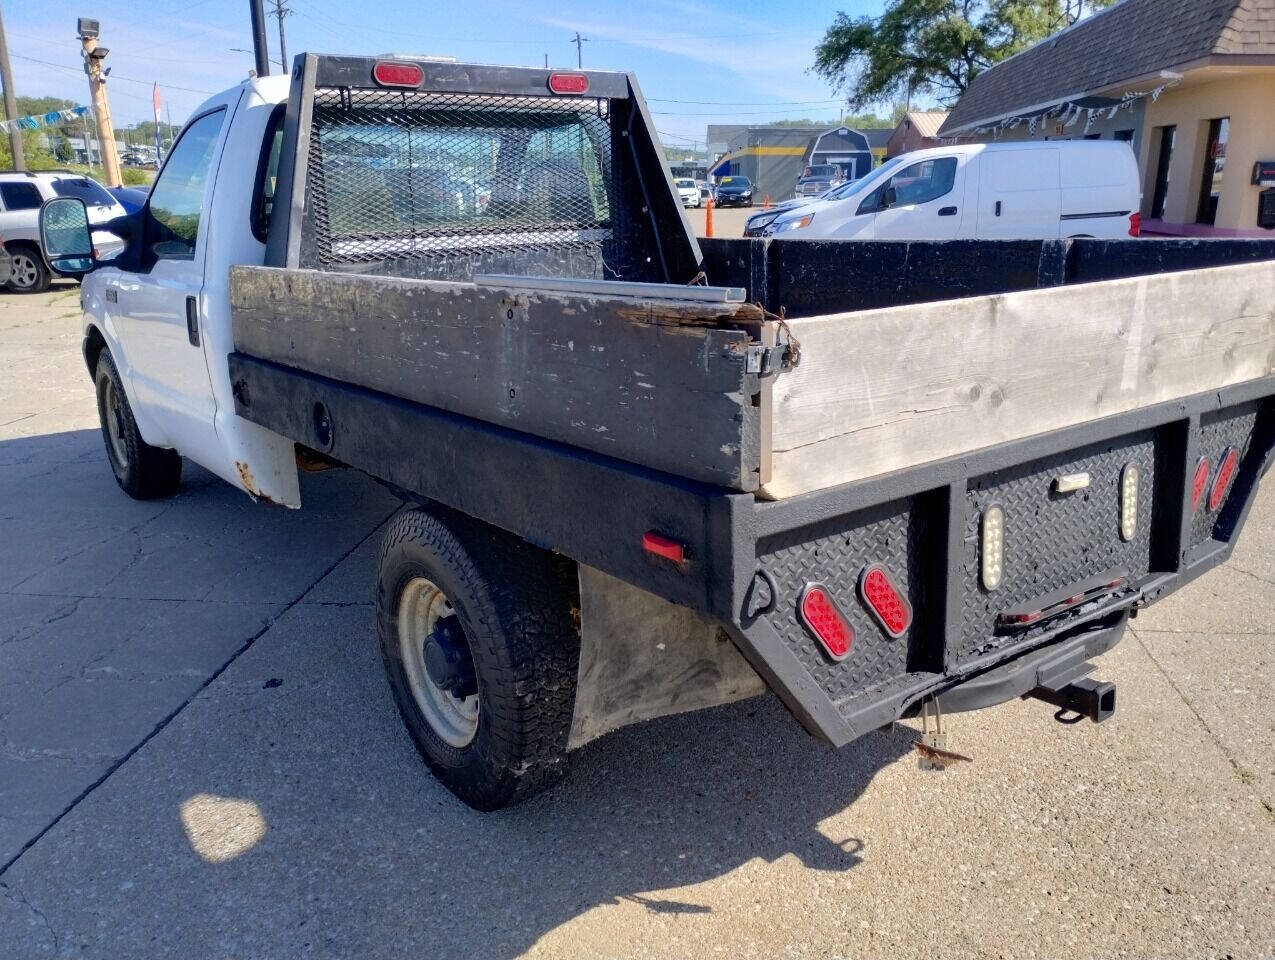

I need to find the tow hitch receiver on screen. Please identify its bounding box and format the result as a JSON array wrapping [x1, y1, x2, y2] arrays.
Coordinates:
[[1027, 678, 1116, 723]]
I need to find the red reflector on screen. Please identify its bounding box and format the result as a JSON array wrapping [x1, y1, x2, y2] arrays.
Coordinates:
[[858, 565, 912, 638], [1001, 611, 1043, 625], [1065, 593, 1085, 606], [548, 72, 589, 94], [798, 584, 853, 661], [1128, 211, 1141, 237], [1191, 457, 1211, 513], [372, 61, 423, 88], [642, 531, 685, 564], [1208, 447, 1238, 511]]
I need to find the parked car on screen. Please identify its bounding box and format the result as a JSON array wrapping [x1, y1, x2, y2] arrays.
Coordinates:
[[794, 163, 846, 199], [713, 175, 753, 207], [697, 180, 713, 203], [108, 185, 151, 214], [0, 171, 127, 292], [674, 177, 701, 208], [743, 175, 865, 236], [765, 141, 1141, 241]]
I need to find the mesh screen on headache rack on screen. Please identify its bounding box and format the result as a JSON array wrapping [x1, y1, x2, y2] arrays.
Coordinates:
[[307, 88, 615, 267]]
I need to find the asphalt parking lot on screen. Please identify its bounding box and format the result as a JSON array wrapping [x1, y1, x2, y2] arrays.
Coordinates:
[[1, 281, 1272, 959]]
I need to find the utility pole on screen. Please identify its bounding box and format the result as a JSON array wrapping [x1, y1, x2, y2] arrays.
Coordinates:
[[544, 53, 548, 69], [248, 0, 270, 77], [78, 18, 121, 187], [571, 31, 587, 68], [269, 0, 290, 71], [0, 3, 25, 170]]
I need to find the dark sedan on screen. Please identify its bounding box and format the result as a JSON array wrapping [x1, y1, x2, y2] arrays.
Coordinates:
[[713, 175, 754, 207]]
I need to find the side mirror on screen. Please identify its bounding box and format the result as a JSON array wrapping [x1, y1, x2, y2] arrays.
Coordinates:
[[880, 185, 898, 209], [38, 197, 96, 277]]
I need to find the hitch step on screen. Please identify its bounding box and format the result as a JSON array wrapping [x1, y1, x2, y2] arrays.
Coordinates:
[[1027, 678, 1116, 723]]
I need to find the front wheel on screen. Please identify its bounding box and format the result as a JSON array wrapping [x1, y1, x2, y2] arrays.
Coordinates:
[[376, 505, 581, 810], [94, 350, 183, 499]]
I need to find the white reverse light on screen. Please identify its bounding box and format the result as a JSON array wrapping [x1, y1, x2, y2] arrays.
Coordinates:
[[981, 504, 1004, 591], [1119, 463, 1139, 541]]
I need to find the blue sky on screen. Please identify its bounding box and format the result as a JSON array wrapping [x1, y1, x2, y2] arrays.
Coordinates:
[[7, 0, 892, 150]]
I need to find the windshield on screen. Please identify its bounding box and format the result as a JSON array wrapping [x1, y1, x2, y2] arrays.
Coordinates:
[[51, 176, 116, 208], [821, 157, 905, 201], [675, 178, 695, 188], [719, 176, 750, 187], [803, 165, 838, 179]]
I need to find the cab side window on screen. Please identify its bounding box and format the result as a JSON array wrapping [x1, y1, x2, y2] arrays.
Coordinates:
[[252, 105, 285, 242], [886, 157, 957, 206], [145, 109, 225, 260]]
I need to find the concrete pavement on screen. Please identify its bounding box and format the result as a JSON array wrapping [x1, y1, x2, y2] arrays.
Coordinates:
[[1, 282, 1272, 959]]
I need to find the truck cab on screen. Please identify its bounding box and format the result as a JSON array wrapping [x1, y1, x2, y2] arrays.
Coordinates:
[[74, 74, 297, 503]]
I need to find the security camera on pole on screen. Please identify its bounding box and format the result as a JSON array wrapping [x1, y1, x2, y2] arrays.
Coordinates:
[[77, 17, 121, 188]]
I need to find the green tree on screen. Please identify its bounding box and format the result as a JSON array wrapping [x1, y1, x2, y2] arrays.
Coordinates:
[[0, 128, 56, 170], [813, 0, 1117, 109]]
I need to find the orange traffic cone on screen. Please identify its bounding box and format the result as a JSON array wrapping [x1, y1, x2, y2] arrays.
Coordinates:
[[763, 195, 771, 209], [704, 195, 714, 238]]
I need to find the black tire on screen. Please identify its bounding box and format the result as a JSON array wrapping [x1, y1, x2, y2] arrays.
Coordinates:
[[94, 350, 183, 499], [6, 244, 51, 294], [376, 504, 581, 811]]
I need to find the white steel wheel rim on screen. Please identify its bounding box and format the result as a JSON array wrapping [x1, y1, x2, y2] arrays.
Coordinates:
[[10, 252, 39, 289], [397, 577, 479, 748], [100, 377, 129, 469]]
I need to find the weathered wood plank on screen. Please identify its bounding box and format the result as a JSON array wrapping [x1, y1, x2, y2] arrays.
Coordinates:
[[764, 259, 1275, 499], [231, 266, 765, 489]]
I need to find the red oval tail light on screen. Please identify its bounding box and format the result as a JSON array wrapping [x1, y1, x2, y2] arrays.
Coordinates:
[[373, 61, 423, 88], [548, 72, 589, 95]]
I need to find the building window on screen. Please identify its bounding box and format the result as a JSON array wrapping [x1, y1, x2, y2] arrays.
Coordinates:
[[1196, 116, 1228, 225], [1150, 125, 1175, 220], [1114, 129, 1134, 142]]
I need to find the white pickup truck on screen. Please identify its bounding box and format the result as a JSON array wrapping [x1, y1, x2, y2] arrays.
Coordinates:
[[38, 54, 1275, 810]]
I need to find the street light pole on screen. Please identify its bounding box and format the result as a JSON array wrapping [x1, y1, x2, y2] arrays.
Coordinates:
[[78, 18, 122, 187]]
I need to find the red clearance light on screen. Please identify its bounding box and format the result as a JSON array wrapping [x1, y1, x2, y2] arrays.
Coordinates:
[[642, 531, 685, 564], [548, 72, 589, 95], [858, 565, 912, 638], [1128, 211, 1141, 237], [1000, 611, 1043, 626], [1208, 447, 1238, 511], [1191, 457, 1211, 513], [798, 583, 853, 661], [373, 61, 423, 88]]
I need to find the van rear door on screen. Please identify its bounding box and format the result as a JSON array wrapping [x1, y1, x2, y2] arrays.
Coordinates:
[[976, 147, 1061, 239]]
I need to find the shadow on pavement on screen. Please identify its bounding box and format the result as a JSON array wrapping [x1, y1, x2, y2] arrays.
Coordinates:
[[1, 427, 909, 957]]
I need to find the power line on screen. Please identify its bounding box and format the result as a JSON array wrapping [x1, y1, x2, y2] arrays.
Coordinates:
[[11, 53, 216, 95]]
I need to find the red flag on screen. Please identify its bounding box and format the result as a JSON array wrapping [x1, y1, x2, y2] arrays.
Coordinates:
[[152, 83, 163, 164]]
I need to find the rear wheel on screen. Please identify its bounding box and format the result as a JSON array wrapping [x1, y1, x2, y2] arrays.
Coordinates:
[[6, 245, 50, 294], [94, 351, 183, 499], [376, 505, 581, 810]]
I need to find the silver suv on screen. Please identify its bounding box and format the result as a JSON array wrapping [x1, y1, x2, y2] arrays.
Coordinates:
[[0, 171, 127, 293]]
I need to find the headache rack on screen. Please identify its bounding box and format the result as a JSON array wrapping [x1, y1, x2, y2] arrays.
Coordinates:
[[265, 55, 702, 285]]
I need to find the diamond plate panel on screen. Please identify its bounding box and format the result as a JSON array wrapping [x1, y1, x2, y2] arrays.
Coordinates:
[[958, 433, 1157, 663], [1189, 409, 1258, 549], [757, 500, 933, 707]]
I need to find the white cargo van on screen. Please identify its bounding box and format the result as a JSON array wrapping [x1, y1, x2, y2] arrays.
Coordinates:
[[765, 140, 1141, 241]]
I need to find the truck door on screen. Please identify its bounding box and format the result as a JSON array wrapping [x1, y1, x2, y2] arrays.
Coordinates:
[[104, 104, 232, 462], [976, 147, 1061, 239], [871, 156, 962, 240]]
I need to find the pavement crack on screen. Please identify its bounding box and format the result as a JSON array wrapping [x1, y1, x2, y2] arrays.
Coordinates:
[[1129, 624, 1274, 814], [0, 502, 401, 879], [0, 881, 59, 952]]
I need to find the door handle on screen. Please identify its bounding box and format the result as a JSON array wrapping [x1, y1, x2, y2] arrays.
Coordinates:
[[938, 206, 957, 216], [185, 296, 200, 347], [994, 201, 1002, 217]]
